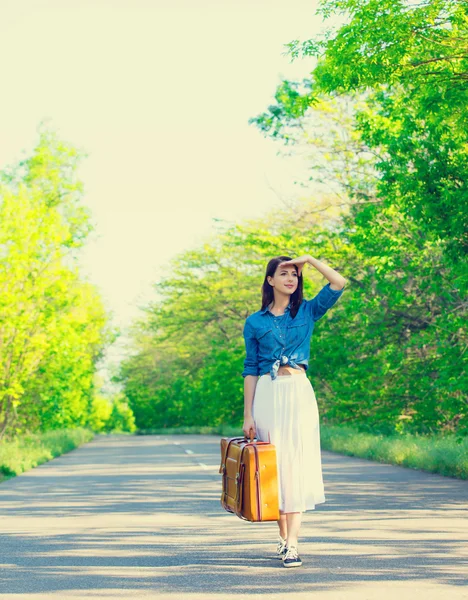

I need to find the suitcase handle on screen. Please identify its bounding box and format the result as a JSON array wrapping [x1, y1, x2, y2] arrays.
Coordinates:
[[225, 434, 258, 443]]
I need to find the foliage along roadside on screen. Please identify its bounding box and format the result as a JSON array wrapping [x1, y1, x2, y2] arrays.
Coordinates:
[[1, 425, 465, 484], [88, 394, 137, 434], [254, 0, 467, 264], [0, 427, 95, 480], [119, 0, 466, 437], [0, 124, 118, 440], [118, 185, 466, 436], [319, 424, 468, 481]]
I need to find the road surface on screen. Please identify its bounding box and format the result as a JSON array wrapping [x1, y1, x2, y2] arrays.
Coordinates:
[[0, 434, 467, 599]]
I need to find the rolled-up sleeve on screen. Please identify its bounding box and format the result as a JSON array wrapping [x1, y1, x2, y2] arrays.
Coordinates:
[[241, 319, 259, 377], [306, 282, 345, 322]]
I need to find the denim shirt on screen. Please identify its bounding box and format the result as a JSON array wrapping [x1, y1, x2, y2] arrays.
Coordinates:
[[242, 282, 345, 380]]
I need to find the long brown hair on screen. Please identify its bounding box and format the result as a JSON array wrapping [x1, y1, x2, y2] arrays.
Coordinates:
[[261, 256, 303, 319]]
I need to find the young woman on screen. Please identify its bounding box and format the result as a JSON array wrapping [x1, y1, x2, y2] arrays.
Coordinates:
[[241, 254, 346, 568]]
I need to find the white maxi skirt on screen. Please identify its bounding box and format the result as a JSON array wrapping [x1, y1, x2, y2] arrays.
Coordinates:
[[252, 372, 326, 513]]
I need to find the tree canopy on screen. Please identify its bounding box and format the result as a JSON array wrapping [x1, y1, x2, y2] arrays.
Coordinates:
[[0, 126, 117, 439], [120, 0, 467, 437]]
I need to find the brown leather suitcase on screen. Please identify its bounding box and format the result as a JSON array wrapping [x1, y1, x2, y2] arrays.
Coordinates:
[[219, 435, 280, 522]]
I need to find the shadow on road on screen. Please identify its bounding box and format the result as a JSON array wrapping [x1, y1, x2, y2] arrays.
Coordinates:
[[0, 434, 467, 595]]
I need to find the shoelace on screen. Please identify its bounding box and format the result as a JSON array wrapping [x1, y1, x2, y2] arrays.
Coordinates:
[[277, 537, 287, 553], [284, 545, 299, 560]]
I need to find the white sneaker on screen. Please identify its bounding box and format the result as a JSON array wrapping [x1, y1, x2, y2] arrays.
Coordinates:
[[275, 535, 288, 559], [282, 544, 302, 568]]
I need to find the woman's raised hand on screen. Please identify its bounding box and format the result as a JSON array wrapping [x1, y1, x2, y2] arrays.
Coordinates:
[[279, 255, 311, 277]]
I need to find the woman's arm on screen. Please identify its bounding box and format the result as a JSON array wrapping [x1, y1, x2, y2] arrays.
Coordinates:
[[280, 254, 347, 289], [243, 375, 258, 439], [242, 319, 259, 438], [307, 255, 347, 289]]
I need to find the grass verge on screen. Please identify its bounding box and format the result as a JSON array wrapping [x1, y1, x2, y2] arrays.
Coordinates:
[[0, 427, 95, 482], [137, 424, 467, 480], [320, 425, 467, 480]]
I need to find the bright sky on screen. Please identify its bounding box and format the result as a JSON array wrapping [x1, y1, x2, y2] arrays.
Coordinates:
[[0, 0, 337, 387]]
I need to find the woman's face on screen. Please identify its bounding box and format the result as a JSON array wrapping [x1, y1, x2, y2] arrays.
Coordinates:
[[267, 264, 298, 296]]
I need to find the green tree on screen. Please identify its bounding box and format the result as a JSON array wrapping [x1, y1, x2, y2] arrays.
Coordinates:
[[120, 0, 467, 436], [0, 125, 113, 438], [248, 0, 467, 433], [257, 0, 468, 262], [118, 196, 350, 430]]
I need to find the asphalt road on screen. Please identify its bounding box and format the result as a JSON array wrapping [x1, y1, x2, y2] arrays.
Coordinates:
[[0, 433, 467, 600]]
